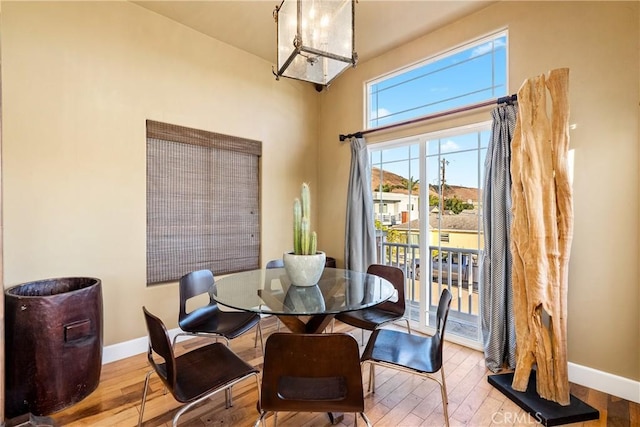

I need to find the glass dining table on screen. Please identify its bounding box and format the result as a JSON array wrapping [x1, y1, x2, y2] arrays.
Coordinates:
[[212, 267, 395, 334]]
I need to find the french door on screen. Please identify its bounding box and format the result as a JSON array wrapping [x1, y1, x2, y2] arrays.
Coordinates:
[[370, 122, 490, 346]]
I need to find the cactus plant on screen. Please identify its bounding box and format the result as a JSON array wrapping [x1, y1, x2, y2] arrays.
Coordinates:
[[293, 183, 317, 255]]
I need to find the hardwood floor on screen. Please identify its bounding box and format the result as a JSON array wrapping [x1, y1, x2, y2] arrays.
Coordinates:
[[50, 317, 639, 426]]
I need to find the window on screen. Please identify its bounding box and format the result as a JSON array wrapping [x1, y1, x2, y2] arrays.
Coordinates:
[[146, 120, 261, 284], [366, 31, 507, 129]]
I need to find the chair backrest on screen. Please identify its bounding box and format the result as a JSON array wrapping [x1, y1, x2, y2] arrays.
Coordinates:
[[432, 288, 453, 369], [178, 270, 219, 326], [265, 259, 284, 269], [142, 307, 177, 392], [366, 264, 406, 315], [436, 288, 452, 339], [260, 333, 365, 413]]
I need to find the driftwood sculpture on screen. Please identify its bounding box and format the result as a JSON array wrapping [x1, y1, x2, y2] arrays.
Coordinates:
[[510, 68, 572, 405]]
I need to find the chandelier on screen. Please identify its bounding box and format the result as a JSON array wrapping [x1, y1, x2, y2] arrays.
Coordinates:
[[273, 0, 357, 90]]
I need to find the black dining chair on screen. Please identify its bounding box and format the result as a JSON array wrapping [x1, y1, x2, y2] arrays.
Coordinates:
[[265, 259, 284, 269], [361, 288, 453, 427], [333, 264, 411, 343], [138, 307, 260, 427], [255, 333, 372, 427], [265, 259, 285, 332], [172, 269, 264, 353]]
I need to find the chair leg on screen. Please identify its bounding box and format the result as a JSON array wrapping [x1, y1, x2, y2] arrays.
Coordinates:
[[171, 332, 187, 348], [254, 411, 267, 427], [138, 370, 153, 427], [330, 318, 335, 332], [440, 367, 448, 404], [440, 368, 449, 426], [360, 411, 373, 427], [367, 363, 375, 393], [253, 320, 264, 355], [404, 317, 411, 334], [254, 324, 258, 347]]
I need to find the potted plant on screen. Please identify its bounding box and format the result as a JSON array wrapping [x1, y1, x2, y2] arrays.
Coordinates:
[[283, 183, 326, 286]]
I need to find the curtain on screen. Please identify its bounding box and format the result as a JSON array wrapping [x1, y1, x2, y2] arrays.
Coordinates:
[[481, 103, 518, 372], [344, 136, 377, 273]]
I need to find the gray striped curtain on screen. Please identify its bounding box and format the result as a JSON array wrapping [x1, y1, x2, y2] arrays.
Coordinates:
[[345, 136, 377, 273], [481, 104, 518, 372]]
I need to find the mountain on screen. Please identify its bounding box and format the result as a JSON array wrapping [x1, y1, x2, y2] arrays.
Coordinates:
[[371, 167, 481, 203]]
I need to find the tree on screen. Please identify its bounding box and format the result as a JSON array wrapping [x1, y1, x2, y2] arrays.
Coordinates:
[[444, 196, 474, 214], [397, 176, 419, 192], [380, 183, 395, 192]]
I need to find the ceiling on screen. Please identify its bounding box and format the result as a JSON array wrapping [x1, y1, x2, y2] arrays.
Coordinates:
[[133, 1, 495, 64]]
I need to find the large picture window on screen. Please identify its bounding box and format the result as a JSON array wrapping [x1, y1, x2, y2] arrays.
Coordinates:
[[146, 120, 261, 284], [366, 31, 507, 129]]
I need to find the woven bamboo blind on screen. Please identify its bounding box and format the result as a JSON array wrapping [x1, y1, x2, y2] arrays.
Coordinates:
[[146, 120, 261, 284]]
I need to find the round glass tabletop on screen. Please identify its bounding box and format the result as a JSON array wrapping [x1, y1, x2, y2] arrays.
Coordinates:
[[212, 267, 395, 316]]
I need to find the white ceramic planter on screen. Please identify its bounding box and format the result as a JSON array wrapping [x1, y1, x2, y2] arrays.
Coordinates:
[[283, 251, 326, 287]]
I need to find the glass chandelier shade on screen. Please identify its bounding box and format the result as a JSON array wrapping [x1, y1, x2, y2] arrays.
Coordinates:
[[274, 0, 357, 87]]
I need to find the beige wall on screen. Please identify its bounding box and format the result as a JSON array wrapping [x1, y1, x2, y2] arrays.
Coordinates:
[[1, 1, 319, 345], [318, 1, 640, 381]]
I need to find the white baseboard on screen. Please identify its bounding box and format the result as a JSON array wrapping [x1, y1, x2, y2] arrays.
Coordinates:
[[102, 332, 640, 404], [102, 327, 191, 364], [568, 362, 640, 404]]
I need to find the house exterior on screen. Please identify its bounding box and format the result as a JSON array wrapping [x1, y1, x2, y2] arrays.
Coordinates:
[[372, 191, 419, 226], [392, 210, 484, 250], [1, 0, 638, 403]]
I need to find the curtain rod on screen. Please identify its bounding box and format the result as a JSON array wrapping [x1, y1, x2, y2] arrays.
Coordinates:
[[339, 94, 517, 141]]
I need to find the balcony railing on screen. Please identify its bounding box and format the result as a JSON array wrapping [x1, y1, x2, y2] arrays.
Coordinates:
[[378, 238, 482, 341]]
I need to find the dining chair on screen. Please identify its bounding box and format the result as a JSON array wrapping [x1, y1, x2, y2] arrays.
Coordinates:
[[172, 269, 264, 353], [333, 263, 411, 343], [265, 259, 285, 332], [265, 259, 284, 269], [361, 288, 453, 426], [254, 333, 372, 427], [138, 307, 260, 427]]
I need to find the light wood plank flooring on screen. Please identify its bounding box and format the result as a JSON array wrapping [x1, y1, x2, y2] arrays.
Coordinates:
[[49, 317, 639, 426]]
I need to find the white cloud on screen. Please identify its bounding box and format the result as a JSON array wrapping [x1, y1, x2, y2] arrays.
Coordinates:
[[372, 108, 392, 120], [441, 140, 459, 152], [470, 39, 506, 58]]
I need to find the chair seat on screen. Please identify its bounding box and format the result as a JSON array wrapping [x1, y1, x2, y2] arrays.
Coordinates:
[[361, 328, 441, 374], [156, 342, 258, 403], [180, 309, 260, 340], [335, 308, 401, 331]]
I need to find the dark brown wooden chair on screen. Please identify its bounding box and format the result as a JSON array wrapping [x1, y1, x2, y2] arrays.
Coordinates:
[[255, 333, 372, 427], [361, 288, 452, 426], [172, 269, 263, 353], [334, 264, 411, 343], [139, 307, 260, 427]]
